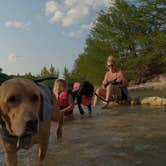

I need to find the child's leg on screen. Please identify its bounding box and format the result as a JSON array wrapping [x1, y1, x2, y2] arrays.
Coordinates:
[[57, 112, 63, 139]]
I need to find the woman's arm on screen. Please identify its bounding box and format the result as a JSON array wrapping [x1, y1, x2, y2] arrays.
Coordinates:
[[119, 70, 128, 87], [102, 72, 108, 88]]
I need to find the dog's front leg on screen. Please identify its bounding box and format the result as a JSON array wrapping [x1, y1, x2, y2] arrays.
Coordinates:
[[87, 105, 92, 116], [3, 141, 17, 166], [38, 120, 50, 161], [77, 96, 84, 115], [38, 141, 48, 161], [78, 103, 84, 115]]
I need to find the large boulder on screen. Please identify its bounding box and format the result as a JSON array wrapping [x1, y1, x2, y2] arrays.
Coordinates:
[[106, 96, 166, 108], [141, 97, 166, 106]]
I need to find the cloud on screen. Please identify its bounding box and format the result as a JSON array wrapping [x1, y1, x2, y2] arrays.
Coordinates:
[[49, 11, 64, 24], [67, 23, 94, 38], [5, 20, 30, 30], [64, 0, 77, 7], [62, 6, 89, 27], [45, 0, 115, 27], [8, 53, 17, 64], [45, 1, 60, 16]]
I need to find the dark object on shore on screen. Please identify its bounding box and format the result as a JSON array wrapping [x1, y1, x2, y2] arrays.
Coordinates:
[[72, 81, 94, 116], [0, 73, 11, 85]]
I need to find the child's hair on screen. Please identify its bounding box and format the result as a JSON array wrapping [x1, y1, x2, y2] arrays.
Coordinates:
[[54, 79, 67, 89]]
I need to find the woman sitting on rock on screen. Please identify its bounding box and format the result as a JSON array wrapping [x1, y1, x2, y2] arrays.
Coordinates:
[[93, 55, 128, 108]]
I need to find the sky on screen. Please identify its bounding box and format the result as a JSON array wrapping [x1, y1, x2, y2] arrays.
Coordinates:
[[0, 0, 114, 75]]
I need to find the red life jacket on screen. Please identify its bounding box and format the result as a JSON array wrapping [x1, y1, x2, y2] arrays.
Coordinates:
[[58, 91, 73, 116], [81, 95, 91, 106]]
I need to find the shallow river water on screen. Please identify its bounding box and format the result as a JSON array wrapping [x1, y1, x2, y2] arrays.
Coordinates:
[[0, 89, 166, 166]]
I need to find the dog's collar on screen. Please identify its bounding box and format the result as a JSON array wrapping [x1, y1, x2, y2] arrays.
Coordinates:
[[0, 122, 32, 148]]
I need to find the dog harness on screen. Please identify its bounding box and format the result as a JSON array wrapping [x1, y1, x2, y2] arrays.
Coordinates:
[[0, 82, 53, 148], [81, 95, 92, 106], [37, 83, 53, 121]]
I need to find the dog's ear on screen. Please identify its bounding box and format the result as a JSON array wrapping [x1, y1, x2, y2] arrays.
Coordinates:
[[39, 93, 44, 121]]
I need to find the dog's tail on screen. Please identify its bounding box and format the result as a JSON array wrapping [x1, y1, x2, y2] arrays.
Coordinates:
[[33, 76, 58, 83]]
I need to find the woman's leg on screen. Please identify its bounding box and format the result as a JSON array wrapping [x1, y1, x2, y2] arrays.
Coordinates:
[[102, 85, 122, 109], [106, 85, 122, 101]]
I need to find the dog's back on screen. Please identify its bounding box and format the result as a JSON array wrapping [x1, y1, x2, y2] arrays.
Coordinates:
[[78, 81, 94, 97]]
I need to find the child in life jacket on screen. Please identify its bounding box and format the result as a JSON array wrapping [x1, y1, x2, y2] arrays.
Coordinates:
[[53, 79, 74, 120]]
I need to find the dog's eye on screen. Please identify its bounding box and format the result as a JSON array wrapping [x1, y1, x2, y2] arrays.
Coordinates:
[[31, 94, 39, 102], [7, 96, 17, 104]]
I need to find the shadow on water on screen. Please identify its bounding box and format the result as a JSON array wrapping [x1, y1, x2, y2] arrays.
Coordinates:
[[0, 90, 166, 166]]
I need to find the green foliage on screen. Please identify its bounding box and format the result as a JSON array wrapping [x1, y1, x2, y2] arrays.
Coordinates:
[[38, 64, 59, 88], [71, 0, 166, 85], [63, 67, 75, 83], [22, 72, 35, 79], [0, 65, 59, 88], [0, 73, 11, 85]]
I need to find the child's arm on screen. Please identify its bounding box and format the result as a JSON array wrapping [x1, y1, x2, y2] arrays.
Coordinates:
[[60, 94, 74, 113]]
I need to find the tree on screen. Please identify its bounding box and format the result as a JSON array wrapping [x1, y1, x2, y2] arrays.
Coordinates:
[[23, 72, 34, 79], [49, 64, 59, 77], [63, 67, 74, 83], [71, 0, 166, 85], [39, 65, 59, 88]]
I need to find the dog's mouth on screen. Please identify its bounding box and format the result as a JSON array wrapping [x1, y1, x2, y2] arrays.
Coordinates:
[[24, 119, 38, 134]]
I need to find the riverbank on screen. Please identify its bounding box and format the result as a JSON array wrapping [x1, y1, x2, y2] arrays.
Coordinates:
[[129, 73, 166, 90]]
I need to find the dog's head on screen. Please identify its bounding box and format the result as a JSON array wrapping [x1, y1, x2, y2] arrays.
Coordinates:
[[0, 78, 43, 137], [78, 81, 94, 97]]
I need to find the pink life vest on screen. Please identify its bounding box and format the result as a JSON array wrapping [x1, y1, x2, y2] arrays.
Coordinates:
[[81, 95, 91, 106]]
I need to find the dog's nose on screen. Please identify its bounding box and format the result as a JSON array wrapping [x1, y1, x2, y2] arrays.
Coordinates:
[[25, 119, 38, 132]]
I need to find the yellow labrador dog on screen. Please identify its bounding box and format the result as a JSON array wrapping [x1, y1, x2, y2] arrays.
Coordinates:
[[0, 78, 62, 166]]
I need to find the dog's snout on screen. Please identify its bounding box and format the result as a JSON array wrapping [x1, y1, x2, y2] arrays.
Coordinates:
[[25, 119, 38, 132]]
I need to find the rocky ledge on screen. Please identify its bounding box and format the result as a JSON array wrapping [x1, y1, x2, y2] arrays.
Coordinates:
[[128, 74, 166, 90], [107, 96, 166, 107]]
